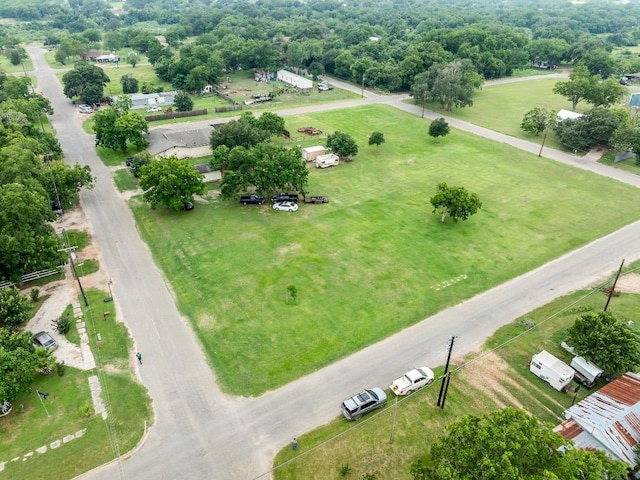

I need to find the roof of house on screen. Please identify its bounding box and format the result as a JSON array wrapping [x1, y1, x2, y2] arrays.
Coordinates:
[[553, 372, 640, 465], [557, 109, 584, 121], [147, 126, 214, 156]]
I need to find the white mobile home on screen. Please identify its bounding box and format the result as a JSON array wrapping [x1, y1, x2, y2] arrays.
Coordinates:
[[530, 350, 574, 391], [302, 146, 327, 161], [570, 356, 603, 388], [277, 70, 313, 90], [314, 153, 340, 168]]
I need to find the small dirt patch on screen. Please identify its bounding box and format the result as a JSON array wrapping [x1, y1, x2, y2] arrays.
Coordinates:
[[612, 273, 640, 294]]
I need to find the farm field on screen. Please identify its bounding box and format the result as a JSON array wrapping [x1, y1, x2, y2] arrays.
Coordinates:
[[271, 273, 640, 479], [131, 103, 640, 397]]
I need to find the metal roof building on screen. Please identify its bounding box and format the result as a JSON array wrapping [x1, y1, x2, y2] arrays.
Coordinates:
[[554, 372, 640, 465]]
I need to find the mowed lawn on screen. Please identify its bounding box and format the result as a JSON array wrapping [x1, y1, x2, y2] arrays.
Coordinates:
[[131, 104, 640, 396], [422, 77, 594, 150]]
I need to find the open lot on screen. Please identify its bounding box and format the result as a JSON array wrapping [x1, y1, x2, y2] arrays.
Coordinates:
[[271, 271, 640, 479], [130, 103, 640, 396]]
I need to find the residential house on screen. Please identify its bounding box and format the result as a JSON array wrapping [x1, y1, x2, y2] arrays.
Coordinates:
[[277, 70, 313, 90], [554, 372, 640, 466], [147, 125, 215, 159]]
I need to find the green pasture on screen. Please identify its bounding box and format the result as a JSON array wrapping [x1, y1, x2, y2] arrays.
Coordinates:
[[272, 277, 638, 479], [0, 289, 152, 480], [0, 55, 32, 73], [131, 104, 640, 397]]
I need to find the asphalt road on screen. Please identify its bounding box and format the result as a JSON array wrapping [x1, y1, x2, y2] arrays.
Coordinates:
[[26, 47, 640, 480]]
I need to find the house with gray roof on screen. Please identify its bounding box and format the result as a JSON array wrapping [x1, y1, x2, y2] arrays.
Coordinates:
[[147, 125, 214, 160], [554, 372, 640, 466]]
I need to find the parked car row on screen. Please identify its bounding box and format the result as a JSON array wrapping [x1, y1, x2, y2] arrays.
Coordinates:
[[341, 365, 435, 420], [239, 193, 329, 209]]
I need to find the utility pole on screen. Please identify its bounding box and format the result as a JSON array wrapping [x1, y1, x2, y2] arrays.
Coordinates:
[[59, 246, 88, 306], [437, 336, 456, 408], [361, 74, 365, 98], [604, 259, 625, 312]]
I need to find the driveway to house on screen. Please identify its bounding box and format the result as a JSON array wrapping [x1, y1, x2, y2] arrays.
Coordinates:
[[27, 46, 640, 480]]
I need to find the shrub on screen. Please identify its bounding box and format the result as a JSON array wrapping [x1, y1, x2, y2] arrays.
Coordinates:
[[52, 314, 73, 334], [340, 464, 352, 476], [30, 288, 40, 302], [56, 361, 66, 376]]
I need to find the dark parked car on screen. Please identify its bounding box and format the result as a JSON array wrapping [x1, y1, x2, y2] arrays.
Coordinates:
[[125, 157, 135, 167], [240, 194, 265, 205], [271, 192, 299, 203], [341, 387, 387, 420], [183, 200, 194, 211], [32, 331, 58, 351]]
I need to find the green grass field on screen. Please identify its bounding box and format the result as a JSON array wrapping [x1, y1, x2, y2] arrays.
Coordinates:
[[130, 104, 640, 397], [0, 289, 152, 480], [271, 276, 638, 479]]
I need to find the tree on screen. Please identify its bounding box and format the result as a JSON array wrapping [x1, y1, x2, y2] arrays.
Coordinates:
[[139, 156, 205, 210], [521, 108, 556, 136], [428, 118, 450, 142], [411, 71, 431, 118], [552, 66, 598, 111], [554, 107, 622, 152], [129, 151, 153, 178], [0, 329, 37, 404], [588, 78, 626, 108], [127, 51, 139, 68], [427, 59, 483, 112], [210, 119, 271, 150], [423, 408, 627, 480], [94, 99, 149, 153], [0, 183, 62, 282], [254, 112, 285, 136], [0, 287, 30, 330], [214, 144, 308, 199], [40, 161, 95, 209], [62, 62, 110, 104], [173, 92, 193, 112], [368, 131, 385, 152], [568, 311, 640, 375], [326, 131, 358, 160], [120, 74, 139, 94], [430, 182, 482, 223]]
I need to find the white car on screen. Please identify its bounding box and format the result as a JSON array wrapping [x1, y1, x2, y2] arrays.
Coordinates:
[[146, 106, 162, 112], [78, 104, 93, 113], [272, 201, 298, 212], [389, 366, 435, 396]]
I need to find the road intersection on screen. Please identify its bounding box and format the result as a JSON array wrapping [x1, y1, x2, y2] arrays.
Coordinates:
[[25, 46, 640, 479]]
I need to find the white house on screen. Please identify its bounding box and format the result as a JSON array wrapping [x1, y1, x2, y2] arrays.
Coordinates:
[[277, 70, 313, 90]]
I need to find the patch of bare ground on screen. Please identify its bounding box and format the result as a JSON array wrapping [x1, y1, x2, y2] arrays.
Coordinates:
[[611, 273, 640, 294], [457, 352, 525, 409], [457, 352, 566, 420]]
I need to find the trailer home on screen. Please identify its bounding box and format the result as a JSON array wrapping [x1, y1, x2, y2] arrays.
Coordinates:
[[302, 146, 327, 161], [570, 356, 603, 388], [530, 350, 574, 391], [314, 153, 340, 168]]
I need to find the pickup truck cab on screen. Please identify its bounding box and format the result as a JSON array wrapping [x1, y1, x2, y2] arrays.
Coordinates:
[[271, 192, 299, 203], [390, 367, 434, 396], [240, 194, 264, 205]]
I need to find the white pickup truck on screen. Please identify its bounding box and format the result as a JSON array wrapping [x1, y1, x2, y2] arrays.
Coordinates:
[[390, 366, 435, 396]]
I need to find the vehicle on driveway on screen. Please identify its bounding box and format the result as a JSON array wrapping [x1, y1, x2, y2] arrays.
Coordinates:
[[240, 194, 265, 205], [272, 201, 298, 212], [78, 104, 93, 113], [146, 106, 162, 112], [271, 192, 299, 203], [32, 331, 58, 351], [341, 387, 387, 420], [390, 366, 435, 395]]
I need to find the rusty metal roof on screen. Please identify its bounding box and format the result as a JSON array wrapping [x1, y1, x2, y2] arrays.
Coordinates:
[[554, 372, 640, 465]]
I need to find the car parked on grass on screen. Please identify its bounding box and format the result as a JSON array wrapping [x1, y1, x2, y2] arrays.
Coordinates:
[[146, 106, 162, 112], [32, 331, 57, 351], [272, 201, 298, 212], [389, 366, 435, 396], [183, 200, 194, 211], [341, 387, 387, 420], [240, 194, 265, 205], [271, 192, 299, 203]]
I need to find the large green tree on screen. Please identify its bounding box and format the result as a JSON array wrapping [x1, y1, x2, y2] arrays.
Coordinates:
[[0, 183, 62, 282], [210, 118, 271, 150], [552, 66, 598, 111], [568, 311, 640, 375], [0, 329, 37, 404], [40, 161, 95, 209], [326, 131, 358, 159], [430, 182, 482, 223], [0, 287, 30, 330], [62, 62, 110, 104], [213, 143, 308, 199], [139, 156, 205, 210], [420, 408, 628, 480], [94, 97, 148, 152], [426, 59, 483, 112]]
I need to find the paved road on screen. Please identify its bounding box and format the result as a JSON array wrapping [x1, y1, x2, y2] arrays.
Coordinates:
[[27, 46, 640, 480]]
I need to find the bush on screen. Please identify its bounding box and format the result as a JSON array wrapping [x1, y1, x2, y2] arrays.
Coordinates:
[[30, 288, 40, 302], [174, 91, 193, 112], [56, 361, 66, 376], [340, 464, 352, 476], [51, 314, 73, 334]]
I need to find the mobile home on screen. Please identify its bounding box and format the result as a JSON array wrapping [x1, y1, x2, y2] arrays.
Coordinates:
[[530, 350, 574, 391]]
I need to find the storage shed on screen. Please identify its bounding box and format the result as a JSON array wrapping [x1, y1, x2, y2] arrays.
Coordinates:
[[302, 146, 328, 161], [277, 70, 313, 90]]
